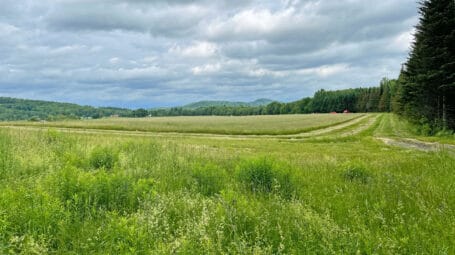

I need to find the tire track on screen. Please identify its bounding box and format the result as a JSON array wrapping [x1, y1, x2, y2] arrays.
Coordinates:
[[0, 114, 370, 141], [377, 137, 455, 153]]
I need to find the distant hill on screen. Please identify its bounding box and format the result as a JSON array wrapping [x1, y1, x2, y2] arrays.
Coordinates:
[[0, 97, 132, 121], [183, 98, 274, 109], [0, 97, 276, 121]]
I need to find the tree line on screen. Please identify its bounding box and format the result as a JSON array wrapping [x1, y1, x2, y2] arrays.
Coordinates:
[[0, 79, 400, 121], [392, 0, 455, 131], [0, 97, 133, 121], [149, 79, 398, 117]]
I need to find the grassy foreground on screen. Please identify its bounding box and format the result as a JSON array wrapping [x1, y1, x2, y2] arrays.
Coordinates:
[[0, 114, 454, 254]]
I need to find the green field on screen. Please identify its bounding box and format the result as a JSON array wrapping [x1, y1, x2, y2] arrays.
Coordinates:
[[1, 113, 363, 135], [0, 113, 454, 254]]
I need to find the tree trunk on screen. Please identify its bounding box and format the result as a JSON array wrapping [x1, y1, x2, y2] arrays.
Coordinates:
[[442, 94, 447, 129]]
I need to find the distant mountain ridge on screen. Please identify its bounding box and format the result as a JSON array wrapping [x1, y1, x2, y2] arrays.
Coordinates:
[[0, 97, 132, 121], [183, 98, 274, 109], [0, 97, 276, 121]]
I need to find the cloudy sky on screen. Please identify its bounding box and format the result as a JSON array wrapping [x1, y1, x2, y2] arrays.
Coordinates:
[[0, 0, 418, 108]]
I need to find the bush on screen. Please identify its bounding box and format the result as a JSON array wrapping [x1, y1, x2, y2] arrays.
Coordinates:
[[342, 164, 371, 184], [435, 128, 454, 137], [236, 158, 296, 198], [191, 163, 226, 196], [89, 146, 118, 170], [49, 166, 155, 215]]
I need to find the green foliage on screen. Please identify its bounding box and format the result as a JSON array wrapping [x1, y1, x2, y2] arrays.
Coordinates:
[[89, 146, 118, 170], [342, 164, 372, 184], [0, 186, 65, 248], [396, 0, 455, 130], [183, 98, 273, 109], [0, 114, 454, 253], [0, 83, 399, 121], [0, 131, 15, 179], [0, 97, 133, 121], [150, 84, 396, 116], [236, 158, 296, 198], [191, 163, 226, 196], [48, 166, 155, 214], [6, 235, 49, 255], [132, 108, 149, 117], [237, 158, 275, 194]]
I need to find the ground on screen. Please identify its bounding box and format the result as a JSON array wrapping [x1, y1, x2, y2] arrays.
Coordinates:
[[0, 113, 454, 254]]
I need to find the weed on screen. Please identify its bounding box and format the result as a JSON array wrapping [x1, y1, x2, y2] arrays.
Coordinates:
[[342, 164, 372, 184], [236, 158, 296, 198], [0, 131, 15, 179], [191, 163, 226, 196], [89, 146, 118, 170]]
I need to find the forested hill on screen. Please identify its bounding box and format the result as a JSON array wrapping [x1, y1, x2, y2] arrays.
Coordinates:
[[150, 79, 397, 116], [0, 97, 132, 121], [183, 99, 273, 109], [1, 79, 397, 120]]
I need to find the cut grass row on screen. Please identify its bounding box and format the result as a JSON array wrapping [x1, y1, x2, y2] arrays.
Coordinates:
[[0, 113, 364, 135]]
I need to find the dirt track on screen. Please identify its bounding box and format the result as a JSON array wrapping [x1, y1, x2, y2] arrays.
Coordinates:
[[1, 115, 454, 154], [0, 115, 369, 140], [377, 137, 455, 153]]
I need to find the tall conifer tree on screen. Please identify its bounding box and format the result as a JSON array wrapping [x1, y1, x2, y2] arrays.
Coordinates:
[[399, 0, 455, 129]]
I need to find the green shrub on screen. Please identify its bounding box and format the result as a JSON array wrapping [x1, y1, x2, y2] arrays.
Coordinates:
[[89, 146, 118, 170], [45, 129, 61, 144], [191, 163, 226, 196], [236, 158, 296, 198], [6, 235, 48, 255], [49, 166, 155, 215], [0, 186, 64, 247], [435, 128, 454, 137], [342, 164, 372, 184]]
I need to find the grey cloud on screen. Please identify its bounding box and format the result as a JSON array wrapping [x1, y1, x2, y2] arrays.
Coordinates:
[[46, 2, 207, 36], [0, 0, 419, 107]]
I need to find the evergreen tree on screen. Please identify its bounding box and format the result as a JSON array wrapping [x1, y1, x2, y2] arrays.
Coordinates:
[[399, 0, 455, 129], [378, 78, 392, 112]]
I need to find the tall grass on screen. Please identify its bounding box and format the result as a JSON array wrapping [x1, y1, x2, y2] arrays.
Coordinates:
[[0, 114, 454, 254]]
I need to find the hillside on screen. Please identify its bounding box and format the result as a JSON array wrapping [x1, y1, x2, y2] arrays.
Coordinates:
[[0, 97, 132, 121], [0, 97, 276, 121], [183, 98, 274, 109]]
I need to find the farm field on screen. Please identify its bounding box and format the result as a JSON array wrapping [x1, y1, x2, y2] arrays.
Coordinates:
[[0, 113, 454, 254], [1, 113, 363, 135]]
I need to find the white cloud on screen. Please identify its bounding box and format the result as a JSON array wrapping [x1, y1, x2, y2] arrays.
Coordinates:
[[0, 23, 19, 35], [390, 28, 415, 52], [206, 8, 301, 40], [170, 41, 218, 58], [109, 57, 120, 64], [191, 63, 221, 75]]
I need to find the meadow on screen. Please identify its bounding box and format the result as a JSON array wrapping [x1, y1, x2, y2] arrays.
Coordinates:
[[1, 113, 362, 135], [0, 113, 454, 254]]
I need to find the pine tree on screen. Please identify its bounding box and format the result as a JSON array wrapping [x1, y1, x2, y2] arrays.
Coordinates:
[[378, 78, 393, 112], [398, 0, 455, 129]]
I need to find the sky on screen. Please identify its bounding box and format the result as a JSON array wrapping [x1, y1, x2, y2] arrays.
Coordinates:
[[0, 0, 419, 108]]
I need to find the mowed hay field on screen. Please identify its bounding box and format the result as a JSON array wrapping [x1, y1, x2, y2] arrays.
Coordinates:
[[0, 113, 454, 254], [2, 113, 363, 135]]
